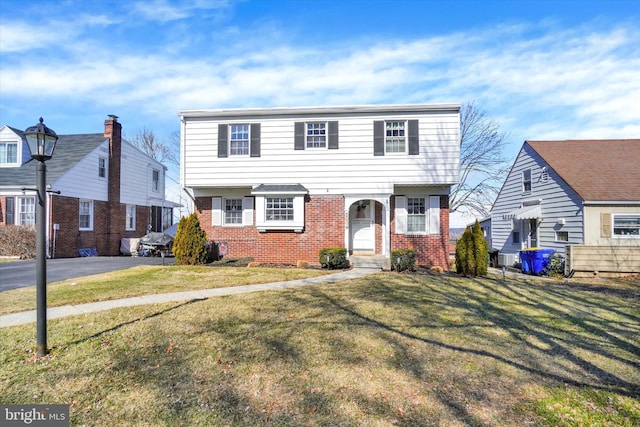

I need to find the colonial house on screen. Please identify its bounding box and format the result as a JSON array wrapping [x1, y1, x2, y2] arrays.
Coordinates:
[[180, 104, 460, 268], [0, 115, 177, 258], [490, 139, 640, 275]]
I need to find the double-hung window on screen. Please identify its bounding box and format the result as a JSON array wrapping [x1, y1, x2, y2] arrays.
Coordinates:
[[407, 197, 426, 233], [230, 124, 250, 156], [19, 197, 35, 226], [0, 142, 18, 165], [522, 169, 532, 192], [395, 195, 440, 235], [306, 122, 326, 148], [126, 204, 136, 231], [613, 214, 640, 237], [152, 169, 160, 192], [224, 199, 243, 225], [98, 157, 107, 178], [385, 121, 406, 153], [79, 200, 93, 230]]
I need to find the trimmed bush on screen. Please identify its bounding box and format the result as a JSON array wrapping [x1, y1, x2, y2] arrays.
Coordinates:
[[455, 220, 488, 276], [0, 225, 36, 259], [172, 213, 208, 265], [391, 249, 417, 272], [319, 247, 348, 269]]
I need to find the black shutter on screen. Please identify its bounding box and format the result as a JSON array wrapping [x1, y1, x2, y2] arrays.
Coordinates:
[[250, 123, 261, 157], [408, 119, 419, 155], [217, 124, 228, 158], [5, 197, 14, 225], [328, 121, 339, 149], [373, 120, 384, 156], [294, 122, 305, 150]]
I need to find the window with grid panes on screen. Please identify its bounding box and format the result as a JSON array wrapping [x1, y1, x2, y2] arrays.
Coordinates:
[[306, 122, 326, 148], [224, 199, 243, 224], [385, 121, 406, 153], [230, 124, 250, 155], [266, 197, 294, 221], [407, 197, 426, 232]]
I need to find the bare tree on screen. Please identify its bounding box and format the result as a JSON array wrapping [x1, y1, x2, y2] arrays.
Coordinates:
[[450, 102, 510, 218], [124, 127, 179, 167]]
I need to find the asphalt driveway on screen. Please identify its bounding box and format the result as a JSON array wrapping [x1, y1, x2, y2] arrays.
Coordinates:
[[0, 256, 175, 292]]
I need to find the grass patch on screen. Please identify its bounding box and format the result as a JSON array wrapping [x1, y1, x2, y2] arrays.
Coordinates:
[[0, 266, 332, 315], [1, 271, 638, 425]]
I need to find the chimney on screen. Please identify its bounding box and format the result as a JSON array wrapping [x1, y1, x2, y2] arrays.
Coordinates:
[[104, 115, 121, 204], [104, 115, 123, 256]]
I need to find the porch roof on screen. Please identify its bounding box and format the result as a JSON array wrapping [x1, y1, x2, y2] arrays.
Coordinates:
[[251, 184, 308, 195], [502, 204, 541, 220]]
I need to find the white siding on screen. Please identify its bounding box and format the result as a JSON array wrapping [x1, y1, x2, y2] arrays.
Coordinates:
[[182, 109, 460, 196], [491, 143, 584, 257], [120, 141, 166, 206], [52, 142, 109, 201], [0, 126, 29, 167]]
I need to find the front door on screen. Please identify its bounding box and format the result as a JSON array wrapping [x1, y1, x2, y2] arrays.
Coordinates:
[[527, 218, 538, 248], [350, 200, 374, 254]]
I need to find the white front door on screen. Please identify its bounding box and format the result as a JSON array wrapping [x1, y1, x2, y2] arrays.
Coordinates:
[[350, 200, 374, 253]]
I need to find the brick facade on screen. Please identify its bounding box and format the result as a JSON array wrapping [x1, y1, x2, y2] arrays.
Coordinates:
[[390, 195, 450, 269], [195, 194, 450, 268]]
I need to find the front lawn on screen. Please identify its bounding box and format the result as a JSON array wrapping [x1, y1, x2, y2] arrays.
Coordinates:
[[1, 270, 638, 426]]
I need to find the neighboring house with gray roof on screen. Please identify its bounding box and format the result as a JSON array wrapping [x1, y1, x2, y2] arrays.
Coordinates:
[[490, 139, 640, 275], [0, 115, 177, 258]]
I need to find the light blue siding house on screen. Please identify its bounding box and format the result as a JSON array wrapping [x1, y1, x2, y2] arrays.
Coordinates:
[[490, 139, 640, 275]]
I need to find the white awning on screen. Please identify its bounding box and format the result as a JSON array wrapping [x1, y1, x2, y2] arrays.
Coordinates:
[[502, 204, 541, 220]]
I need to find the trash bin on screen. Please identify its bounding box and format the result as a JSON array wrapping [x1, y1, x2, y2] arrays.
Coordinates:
[[531, 248, 555, 275], [519, 250, 532, 274]]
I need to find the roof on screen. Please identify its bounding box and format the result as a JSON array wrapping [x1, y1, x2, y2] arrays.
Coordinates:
[[251, 184, 308, 194], [179, 103, 461, 119], [0, 133, 107, 188], [526, 139, 640, 202]]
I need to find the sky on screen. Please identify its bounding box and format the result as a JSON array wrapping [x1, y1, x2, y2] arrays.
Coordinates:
[[1, 0, 639, 226]]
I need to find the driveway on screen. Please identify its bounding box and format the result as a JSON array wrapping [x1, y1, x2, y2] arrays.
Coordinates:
[[0, 256, 175, 292]]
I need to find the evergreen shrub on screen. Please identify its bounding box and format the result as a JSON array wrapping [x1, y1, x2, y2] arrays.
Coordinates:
[[391, 249, 417, 272], [319, 247, 348, 269], [173, 213, 208, 265], [455, 220, 488, 276]]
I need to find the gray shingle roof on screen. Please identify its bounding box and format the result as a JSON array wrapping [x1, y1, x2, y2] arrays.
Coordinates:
[[251, 184, 308, 193], [0, 133, 107, 188]]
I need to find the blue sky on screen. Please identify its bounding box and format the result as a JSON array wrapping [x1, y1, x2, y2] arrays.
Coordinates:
[[1, 0, 639, 224]]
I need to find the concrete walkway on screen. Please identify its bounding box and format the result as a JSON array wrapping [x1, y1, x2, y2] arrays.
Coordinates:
[[0, 268, 379, 328]]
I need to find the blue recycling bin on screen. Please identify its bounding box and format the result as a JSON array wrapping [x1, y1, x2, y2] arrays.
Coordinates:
[[519, 250, 532, 274], [531, 249, 555, 275]]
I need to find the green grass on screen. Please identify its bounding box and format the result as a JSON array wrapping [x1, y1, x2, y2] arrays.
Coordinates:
[[1, 270, 639, 426], [0, 265, 332, 315]]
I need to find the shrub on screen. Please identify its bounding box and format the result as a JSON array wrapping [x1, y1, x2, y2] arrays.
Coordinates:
[[455, 220, 488, 276], [391, 249, 417, 272], [319, 247, 348, 269], [172, 213, 208, 265], [544, 252, 565, 278], [0, 225, 36, 259]]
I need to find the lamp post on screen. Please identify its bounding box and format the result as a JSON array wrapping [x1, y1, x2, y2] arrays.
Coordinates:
[[24, 117, 58, 357]]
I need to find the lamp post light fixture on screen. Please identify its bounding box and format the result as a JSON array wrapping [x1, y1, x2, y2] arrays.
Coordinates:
[[24, 117, 58, 357]]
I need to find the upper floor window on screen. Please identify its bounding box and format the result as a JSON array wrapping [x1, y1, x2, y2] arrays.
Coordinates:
[[218, 123, 261, 158], [224, 198, 243, 225], [522, 169, 532, 192], [385, 121, 406, 153], [613, 214, 640, 237], [230, 124, 250, 156], [0, 142, 18, 165], [306, 122, 326, 148], [152, 169, 160, 192], [79, 199, 93, 230], [98, 157, 106, 178]]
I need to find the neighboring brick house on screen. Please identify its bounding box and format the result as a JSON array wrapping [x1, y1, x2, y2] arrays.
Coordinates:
[[0, 115, 177, 258], [489, 139, 640, 275], [180, 104, 461, 268]]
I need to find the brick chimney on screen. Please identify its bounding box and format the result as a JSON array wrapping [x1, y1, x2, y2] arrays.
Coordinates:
[[104, 114, 121, 204], [104, 115, 123, 255]]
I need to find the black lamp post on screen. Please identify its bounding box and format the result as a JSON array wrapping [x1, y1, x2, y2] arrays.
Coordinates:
[[24, 117, 58, 357]]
